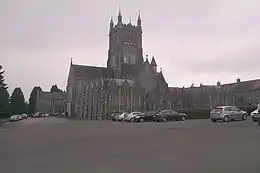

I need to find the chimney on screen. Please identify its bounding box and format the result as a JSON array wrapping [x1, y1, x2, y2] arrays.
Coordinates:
[[237, 77, 241, 83]]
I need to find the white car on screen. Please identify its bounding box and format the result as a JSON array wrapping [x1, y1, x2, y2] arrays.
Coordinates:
[[250, 110, 258, 116], [33, 112, 41, 118], [10, 115, 22, 121], [44, 113, 50, 117], [21, 114, 28, 119], [124, 112, 142, 122], [251, 109, 260, 122], [115, 112, 128, 121]]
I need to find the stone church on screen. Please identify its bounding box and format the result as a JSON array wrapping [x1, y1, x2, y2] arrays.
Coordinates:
[[66, 10, 169, 119]]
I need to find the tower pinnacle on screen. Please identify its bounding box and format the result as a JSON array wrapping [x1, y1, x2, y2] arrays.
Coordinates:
[[137, 10, 141, 26], [110, 15, 114, 29], [118, 6, 122, 23]]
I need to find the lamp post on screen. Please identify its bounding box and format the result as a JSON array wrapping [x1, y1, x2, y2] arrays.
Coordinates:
[[82, 89, 86, 120], [144, 93, 146, 112], [209, 95, 212, 109], [91, 92, 94, 120], [118, 87, 121, 112]]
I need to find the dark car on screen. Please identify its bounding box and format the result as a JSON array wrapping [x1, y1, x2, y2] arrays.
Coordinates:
[[153, 110, 187, 122], [251, 110, 260, 122], [250, 109, 260, 125], [134, 111, 158, 122]]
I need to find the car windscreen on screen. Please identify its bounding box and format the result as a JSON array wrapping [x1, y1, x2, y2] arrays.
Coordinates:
[[159, 110, 167, 114], [211, 108, 223, 112]]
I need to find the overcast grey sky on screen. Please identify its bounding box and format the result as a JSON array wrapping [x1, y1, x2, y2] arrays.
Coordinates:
[[1, 0, 260, 100]]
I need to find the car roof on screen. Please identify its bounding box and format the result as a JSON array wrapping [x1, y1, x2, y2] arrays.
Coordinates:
[[215, 106, 232, 109]]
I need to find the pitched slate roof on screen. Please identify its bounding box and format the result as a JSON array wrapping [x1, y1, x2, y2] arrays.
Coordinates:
[[113, 79, 135, 87], [169, 78, 260, 94], [72, 64, 114, 79], [228, 79, 260, 93], [156, 72, 166, 84]]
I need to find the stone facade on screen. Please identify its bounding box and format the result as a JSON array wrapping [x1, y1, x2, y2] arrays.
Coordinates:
[[66, 10, 260, 117], [168, 78, 260, 109], [36, 91, 66, 113], [66, 10, 169, 118]]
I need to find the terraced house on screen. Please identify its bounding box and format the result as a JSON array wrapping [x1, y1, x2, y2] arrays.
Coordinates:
[[168, 78, 260, 109], [66, 11, 169, 119]]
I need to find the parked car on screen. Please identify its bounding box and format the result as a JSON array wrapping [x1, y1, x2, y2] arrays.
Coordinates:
[[250, 109, 260, 123], [21, 114, 28, 119], [210, 106, 248, 122], [111, 112, 121, 121], [124, 112, 142, 122], [10, 115, 22, 122], [53, 113, 59, 116], [134, 111, 158, 122], [115, 112, 128, 121], [44, 113, 50, 117], [33, 112, 44, 118], [153, 110, 187, 122]]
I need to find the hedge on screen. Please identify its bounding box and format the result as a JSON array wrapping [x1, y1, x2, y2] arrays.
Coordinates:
[[238, 105, 257, 114], [177, 108, 211, 119], [177, 106, 258, 120]]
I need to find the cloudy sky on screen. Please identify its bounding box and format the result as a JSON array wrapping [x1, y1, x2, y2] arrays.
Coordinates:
[[1, 0, 260, 100]]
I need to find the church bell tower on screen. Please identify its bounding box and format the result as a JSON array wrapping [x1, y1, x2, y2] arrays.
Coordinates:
[[107, 10, 144, 78]]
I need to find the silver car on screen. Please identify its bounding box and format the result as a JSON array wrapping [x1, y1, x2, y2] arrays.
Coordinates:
[[210, 106, 248, 122]]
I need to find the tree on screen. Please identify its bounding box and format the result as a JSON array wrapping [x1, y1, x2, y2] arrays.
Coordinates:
[[0, 65, 7, 89], [0, 65, 10, 119], [10, 87, 26, 114], [28, 86, 42, 113], [50, 84, 62, 92]]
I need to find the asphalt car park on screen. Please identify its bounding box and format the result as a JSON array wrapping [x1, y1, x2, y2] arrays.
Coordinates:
[[0, 117, 259, 173]]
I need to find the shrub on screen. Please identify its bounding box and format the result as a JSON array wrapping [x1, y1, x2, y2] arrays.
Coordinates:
[[238, 105, 257, 114], [177, 108, 210, 119]]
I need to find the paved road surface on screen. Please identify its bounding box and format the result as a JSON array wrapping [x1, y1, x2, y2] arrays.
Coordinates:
[[0, 117, 260, 173]]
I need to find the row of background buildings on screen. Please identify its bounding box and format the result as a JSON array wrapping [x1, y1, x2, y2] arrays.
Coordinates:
[[35, 10, 260, 119]]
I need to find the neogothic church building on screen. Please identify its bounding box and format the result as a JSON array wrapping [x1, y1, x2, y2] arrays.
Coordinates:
[[66, 10, 169, 119]]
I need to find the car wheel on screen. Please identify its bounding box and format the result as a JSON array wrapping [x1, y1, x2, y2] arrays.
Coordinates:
[[130, 118, 134, 122], [242, 114, 247, 120], [181, 116, 186, 121], [139, 118, 144, 123], [162, 117, 167, 122], [211, 119, 217, 122], [223, 115, 229, 122]]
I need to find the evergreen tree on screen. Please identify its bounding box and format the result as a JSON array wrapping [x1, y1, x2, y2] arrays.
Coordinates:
[[0, 65, 10, 119], [0, 65, 7, 89], [28, 86, 42, 113], [50, 84, 62, 92], [10, 87, 26, 114]]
